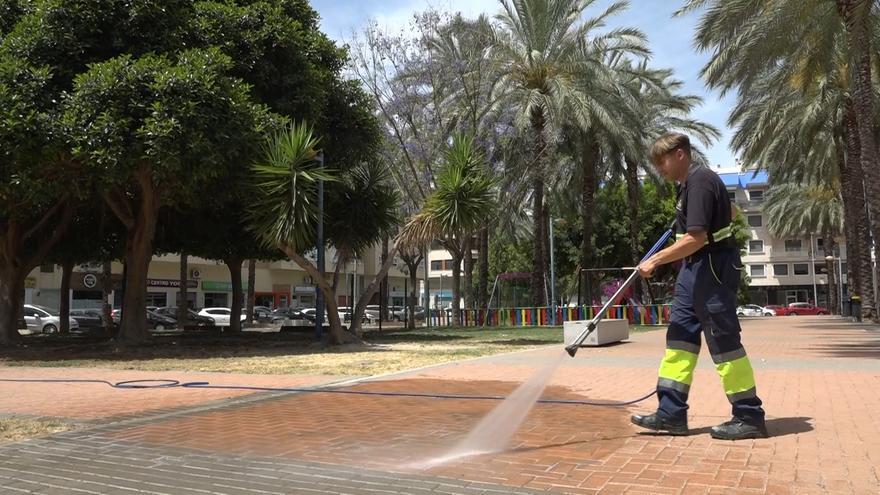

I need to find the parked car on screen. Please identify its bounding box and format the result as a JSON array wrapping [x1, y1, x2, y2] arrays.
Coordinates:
[[363, 305, 385, 323], [764, 305, 786, 316], [736, 304, 776, 317], [69, 309, 106, 330], [154, 307, 215, 326], [22, 304, 79, 334], [268, 307, 310, 327], [780, 302, 829, 316], [394, 305, 426, 321], [253, 306, 273, 322], [198, 307, 247, 326], [146, 310, 177, 331], [299, 307, 346, 324]]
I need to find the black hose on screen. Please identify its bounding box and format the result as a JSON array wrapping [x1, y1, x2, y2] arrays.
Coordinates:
[[0, 378, 656, 407]]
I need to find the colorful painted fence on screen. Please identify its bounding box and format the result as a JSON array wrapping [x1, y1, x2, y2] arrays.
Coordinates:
[[427, 304, 673, 327]]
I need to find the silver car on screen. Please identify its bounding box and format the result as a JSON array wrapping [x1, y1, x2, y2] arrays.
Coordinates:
[[22, 304, 79, 334]]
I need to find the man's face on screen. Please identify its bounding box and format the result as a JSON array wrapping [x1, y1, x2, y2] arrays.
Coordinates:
[[653, 148, 689, 182]]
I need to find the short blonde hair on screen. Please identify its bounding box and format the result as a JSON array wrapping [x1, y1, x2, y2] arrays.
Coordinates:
[[650, 133, 691, 165]]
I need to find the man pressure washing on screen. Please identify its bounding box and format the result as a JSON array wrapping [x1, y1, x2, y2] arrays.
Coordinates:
[[631, 133, 768, 440]]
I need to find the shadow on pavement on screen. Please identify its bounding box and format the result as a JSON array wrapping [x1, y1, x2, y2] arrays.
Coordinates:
[[766, 416, 814, 437], [810, 339, 880, 359]]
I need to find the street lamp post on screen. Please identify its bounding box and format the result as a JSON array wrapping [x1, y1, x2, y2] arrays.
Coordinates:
[[549, 217, 557, 325], [315, 153, 325, 341]]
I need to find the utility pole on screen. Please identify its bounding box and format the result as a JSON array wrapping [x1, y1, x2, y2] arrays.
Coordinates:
[[315, 153, 325, 341], [549, 218, 557, 325]]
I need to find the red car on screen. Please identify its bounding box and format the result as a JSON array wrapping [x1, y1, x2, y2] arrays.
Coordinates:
[[781, 302, 829, 316]]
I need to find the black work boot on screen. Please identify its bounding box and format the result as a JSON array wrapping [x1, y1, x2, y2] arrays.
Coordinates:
[[631, 412, 689, 436], [710, 417, 769, 440]]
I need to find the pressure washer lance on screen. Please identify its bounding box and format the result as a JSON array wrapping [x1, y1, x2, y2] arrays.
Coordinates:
[[565, 222, 676, 357]]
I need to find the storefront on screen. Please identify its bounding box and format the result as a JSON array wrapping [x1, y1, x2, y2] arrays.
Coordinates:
[[293, 285, 315, 308]]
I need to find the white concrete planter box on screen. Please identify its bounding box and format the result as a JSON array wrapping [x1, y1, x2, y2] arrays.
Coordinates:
[[563, 319, 629, 347]]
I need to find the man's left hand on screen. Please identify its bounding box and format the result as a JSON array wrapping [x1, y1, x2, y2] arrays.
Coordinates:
[[638, 258, 657, 278]]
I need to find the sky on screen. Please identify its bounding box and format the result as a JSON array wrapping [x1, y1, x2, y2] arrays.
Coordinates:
[[311, 0, 737, 169]]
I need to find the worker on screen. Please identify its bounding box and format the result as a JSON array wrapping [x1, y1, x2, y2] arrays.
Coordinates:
[[632, 133, 768, 440]]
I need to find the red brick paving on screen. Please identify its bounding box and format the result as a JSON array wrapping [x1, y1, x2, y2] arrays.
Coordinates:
[[0, 367, 346, 420], [4, 317, 880, 494]]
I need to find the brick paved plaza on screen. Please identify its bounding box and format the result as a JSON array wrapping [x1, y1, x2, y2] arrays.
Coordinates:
[[1, 316, 878, 494]]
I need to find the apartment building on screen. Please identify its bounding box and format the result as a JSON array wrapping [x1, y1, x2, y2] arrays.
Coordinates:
[[23, 245, 419, 311], [718, 167, 847, 307]]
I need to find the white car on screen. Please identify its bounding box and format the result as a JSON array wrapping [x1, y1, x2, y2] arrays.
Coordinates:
[[736, 304, 776, 317], [198, 307, 247, 326], [22, 304, 79, 334]]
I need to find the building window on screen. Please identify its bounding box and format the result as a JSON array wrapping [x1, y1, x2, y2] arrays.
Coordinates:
[[430, 260, 442, 270], [204, 292, 229, 308], [748, 240, 764, 254], [816, 238, 824, 250], [145, 292, 168, 308], [747, 215, 762, 227], [749, 265, 765, 278], [773, 264, 789, 276], [785, 239, 802, 252], [40, 263, 54, 273], [814, 263, 829, 275], [727, 190, 736, 202], [793, 263, 809, 275], [749, 189, 764, 202]]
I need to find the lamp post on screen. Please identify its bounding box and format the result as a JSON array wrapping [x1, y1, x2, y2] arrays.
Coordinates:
[[825, 255, 844, 315], [549, 217, 557, 325], [315, 152, 325, 341]]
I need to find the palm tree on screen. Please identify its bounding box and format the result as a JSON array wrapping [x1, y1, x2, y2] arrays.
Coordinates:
[[398, 134, 495, 325], [493, 0, 649, 306], [765, 182, 846, 313], [247, 123, 402, 343], [727, 59, 875, 318], [679, 0, 878, 319]]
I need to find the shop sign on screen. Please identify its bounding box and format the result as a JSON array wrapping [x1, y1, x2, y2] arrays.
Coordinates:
[[147, 278, 198, 288], [83, 273, 98, 288], [294, 285, 314, 294], [201, 281, 248, 292]]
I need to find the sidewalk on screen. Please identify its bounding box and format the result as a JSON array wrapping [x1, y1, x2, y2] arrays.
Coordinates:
[[0, 316, 877, 494]]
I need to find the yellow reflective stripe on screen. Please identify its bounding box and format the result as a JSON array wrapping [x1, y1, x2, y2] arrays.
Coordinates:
[[674, 225, 732, 244], [715, 355, 757, 395], [658, 349, 699, 386]]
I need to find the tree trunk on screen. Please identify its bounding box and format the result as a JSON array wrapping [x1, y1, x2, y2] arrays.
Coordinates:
[[101, 260, 113, 337], [581, 141, 600, 303], [451, 251, 463, 326], [281, 246, 355, 344], [380, 237, 389, 321], [116, 169, 160, 345], [59, 260, 73, 334], [842, 98, 875, 318], [0, 266, 25, 345], [477, 227, 489, 311], [408, 264, 419, 330], [0, 202, 74, 345], [839, 0, 879, 320], [836, 128, 863, 298], [530, 109, 547, 307], [246, 259, 256, 324], [177, 252, 189, 327], [225, 257, 244, 334], [625, 156, 646, 302], [350, 243, 402, 337], [463, 236, 475, 310]]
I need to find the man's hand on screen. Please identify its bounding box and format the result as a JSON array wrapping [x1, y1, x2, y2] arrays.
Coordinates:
[[638, 257, 658, 278]]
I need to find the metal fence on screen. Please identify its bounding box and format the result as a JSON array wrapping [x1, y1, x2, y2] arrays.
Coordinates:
[[427, 304, 673, 327]]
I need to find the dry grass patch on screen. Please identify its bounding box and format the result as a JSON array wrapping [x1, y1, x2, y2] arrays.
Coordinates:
[[0, 417, 73, 445], [2, 325, 658, 376]]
